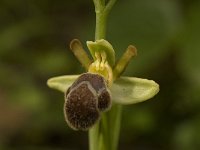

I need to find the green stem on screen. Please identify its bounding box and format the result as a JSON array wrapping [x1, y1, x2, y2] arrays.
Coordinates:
[[93, 0, 117, 40], [108, 104, 122, 150], [95, 12, 107, 40], [89, 0, 120, 150], [89, 123, 100, 150]]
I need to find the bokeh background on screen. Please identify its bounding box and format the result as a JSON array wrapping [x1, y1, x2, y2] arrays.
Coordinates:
[[1, 0, 200, 149]]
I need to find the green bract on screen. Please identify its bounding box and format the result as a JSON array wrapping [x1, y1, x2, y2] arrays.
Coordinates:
[[47, 75, 159, 105]]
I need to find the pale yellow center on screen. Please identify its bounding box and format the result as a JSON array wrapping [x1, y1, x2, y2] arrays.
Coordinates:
[[88, 51, 113, 86]]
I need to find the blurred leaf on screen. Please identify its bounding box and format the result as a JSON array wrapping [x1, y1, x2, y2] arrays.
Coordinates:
[[177, 1, 200, 84], [173, 118, 200, 150], [11, 84, 47, 111], [0, 18, 52, 55], [34, 49, 76, 76], [107, 0, 181, 75], [123, 106, 155, 133]]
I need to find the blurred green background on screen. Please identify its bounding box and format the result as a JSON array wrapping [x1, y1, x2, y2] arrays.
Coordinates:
[[0, 0, 200, 149]]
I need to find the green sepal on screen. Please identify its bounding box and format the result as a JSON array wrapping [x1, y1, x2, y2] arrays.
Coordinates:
[[87, 39, 115, 67], [110, 77, 159, 105], [47, 75, 159, 105], [47, 75, 79, 92]]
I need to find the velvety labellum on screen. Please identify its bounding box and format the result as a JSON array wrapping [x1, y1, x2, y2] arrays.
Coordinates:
[[64, 73, 111, 130]]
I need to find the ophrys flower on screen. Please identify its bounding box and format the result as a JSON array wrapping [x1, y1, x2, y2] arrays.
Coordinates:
[[47, 39, 159, 130]]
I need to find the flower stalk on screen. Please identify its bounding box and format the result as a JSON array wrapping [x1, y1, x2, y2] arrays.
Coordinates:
[[93, 0, 117, 40], [89, 0, 120, 150]]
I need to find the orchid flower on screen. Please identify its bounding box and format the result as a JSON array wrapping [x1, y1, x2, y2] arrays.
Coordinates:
[[47, 39, 159, 130]]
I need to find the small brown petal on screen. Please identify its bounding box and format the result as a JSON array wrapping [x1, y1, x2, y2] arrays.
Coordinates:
[[98, 88, 112, 112]]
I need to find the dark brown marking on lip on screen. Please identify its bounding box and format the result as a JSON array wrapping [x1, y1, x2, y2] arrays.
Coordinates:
[[64, 81, 100, 130]]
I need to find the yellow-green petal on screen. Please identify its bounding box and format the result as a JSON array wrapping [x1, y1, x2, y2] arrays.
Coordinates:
[[111, 77, 159, 105], [87, 39, 115, 67], [47, 75, 79, 92]]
